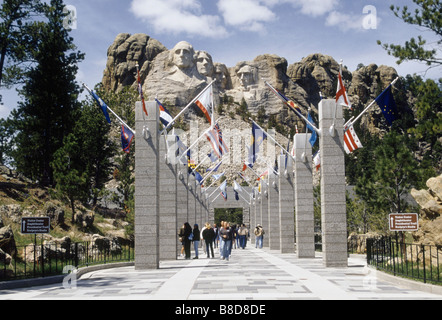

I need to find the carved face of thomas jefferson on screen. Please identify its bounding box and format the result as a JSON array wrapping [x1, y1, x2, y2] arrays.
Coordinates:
[[196, 51, 214, 77]]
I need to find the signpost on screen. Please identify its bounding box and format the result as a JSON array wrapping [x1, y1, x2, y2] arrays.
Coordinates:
[[21, 217, 51, 235], [389, 213, 419, 232]]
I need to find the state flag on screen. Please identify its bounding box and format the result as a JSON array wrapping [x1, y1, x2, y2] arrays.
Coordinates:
[[375, 85, 398, 126], [90, 90, 111, 124], [121, 125, 134, 154], [313, 150, 321, 171], [220, 180, 227, 201], [156, 99, 174, 127], [336, 71, 352, 110], [248, 123, 267, 166], [137, 66, 148, 116], [344, 125, 363, 154], [195, 84, 214, 125]]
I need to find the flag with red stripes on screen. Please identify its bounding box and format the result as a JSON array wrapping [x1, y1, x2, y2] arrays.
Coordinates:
[[137, 66, 148, 116], [195, 84, 213, 125], [344, 125, 363, 154], [336, 71, 352, 110]]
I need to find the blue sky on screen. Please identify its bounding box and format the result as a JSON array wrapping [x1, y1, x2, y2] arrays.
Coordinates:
[[0, 0, 440, 119]]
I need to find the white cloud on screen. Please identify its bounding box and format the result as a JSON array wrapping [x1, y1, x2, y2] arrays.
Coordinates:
[[217, 0, 276, 32], [285, 0, 339, 17], [325, 11, 363, 31], [325, 9, 381, 32], [130, 0, 229, 38]]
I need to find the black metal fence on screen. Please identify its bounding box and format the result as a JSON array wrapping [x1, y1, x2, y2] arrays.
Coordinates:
[[0, 241, 134, 282], [367, 237, 441, 285]]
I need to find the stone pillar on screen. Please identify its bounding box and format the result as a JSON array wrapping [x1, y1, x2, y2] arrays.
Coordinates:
[[293, 134, 315, 258], [209, 207, 215, 225], [268, 172, 280, 250], [188, 174, 196, 225], [176, 160, 188, 258], [135, 101, 160, 270], [278, 155, 295, 254], [319, 99, 347, 267], [159, 134, 177, 261], [251, 198, 256, 244], [261, 179, 269, 248]]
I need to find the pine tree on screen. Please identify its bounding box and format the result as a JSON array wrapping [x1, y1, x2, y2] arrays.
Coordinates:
[[52, 134, 88, 221], [0, 0, 43, 90], [377, 0, 441, 68], [11, 0, 84, 186]]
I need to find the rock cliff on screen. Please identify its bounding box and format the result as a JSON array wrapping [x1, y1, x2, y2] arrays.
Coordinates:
[[102, 33, 402, 135]]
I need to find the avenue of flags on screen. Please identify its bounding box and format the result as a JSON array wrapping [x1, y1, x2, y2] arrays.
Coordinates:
[[82, 59, 399, 199]]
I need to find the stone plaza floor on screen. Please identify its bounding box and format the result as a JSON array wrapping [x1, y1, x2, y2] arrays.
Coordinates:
[[0, 245, 441, 301]]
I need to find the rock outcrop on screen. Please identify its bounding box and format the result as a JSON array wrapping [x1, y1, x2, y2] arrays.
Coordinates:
[[103, 34, 399, 134], [411, 174, 442, 247]]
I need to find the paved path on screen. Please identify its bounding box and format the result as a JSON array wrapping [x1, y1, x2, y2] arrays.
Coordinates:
[[1, 246, 441, 300]]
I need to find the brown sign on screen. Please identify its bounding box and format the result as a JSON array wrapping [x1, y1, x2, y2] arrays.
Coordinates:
[[389, 213, 419, 232], [21, 217, 51, 234]]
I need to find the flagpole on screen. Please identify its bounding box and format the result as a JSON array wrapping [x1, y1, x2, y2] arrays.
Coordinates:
[[203, 174, 221, 191], [264, 80, 321, 135], [177, 126, 212, 163], [83, 83, 136, 135], [211, 192, 222, 203], [191, 154, 210, 174], [160, 79, 216, 135], [243, 162, 269, 187], [249, 118, 296, 163], [236, 184, 252, 199], [237, 192, 251, 205], [301, 108, 312, 162], [208, 177, 226, 198], [345, 77, 400, 130], [201, 158, 224, 183]]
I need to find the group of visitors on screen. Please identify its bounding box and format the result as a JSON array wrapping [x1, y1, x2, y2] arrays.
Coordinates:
[[179, 222, 266, 260]]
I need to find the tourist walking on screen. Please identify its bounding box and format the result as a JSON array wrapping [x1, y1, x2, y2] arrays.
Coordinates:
[[202, 222, 215, 258], [179, 222, 192, 259], [192, 224, 201, 259], [254, 224, 265, 249], [219, 221, 231, 261], [213, 223, 219, 248], [238, 224, 249, 249]]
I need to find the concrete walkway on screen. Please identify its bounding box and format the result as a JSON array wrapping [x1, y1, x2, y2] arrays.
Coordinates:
[[1, 246, 441, 300]]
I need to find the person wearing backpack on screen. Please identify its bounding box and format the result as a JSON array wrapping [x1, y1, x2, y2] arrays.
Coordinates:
[[179, 222, 192, 259]]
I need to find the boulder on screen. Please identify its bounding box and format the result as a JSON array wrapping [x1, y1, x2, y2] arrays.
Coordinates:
[[89, 234, 122, 255], [102, 33, 167, 92], [0, 225, 16, 256], [411, 174, 442, 247], [0, 204, 22, 223], [43, 202, 65, 226], [74, 210, 94, 228]]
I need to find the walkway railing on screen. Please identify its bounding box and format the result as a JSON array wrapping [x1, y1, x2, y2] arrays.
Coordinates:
[[0, 241, 134, 282], [367, 237, 441, 285]]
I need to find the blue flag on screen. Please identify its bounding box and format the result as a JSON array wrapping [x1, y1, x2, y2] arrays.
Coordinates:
[[121, 125, 134, 154], [193, 171, 203, 185], [307, 113, 318, 146], [90, 91, 111, 124], [375, 85, 398, 126], [248, 123, 267, 167]]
